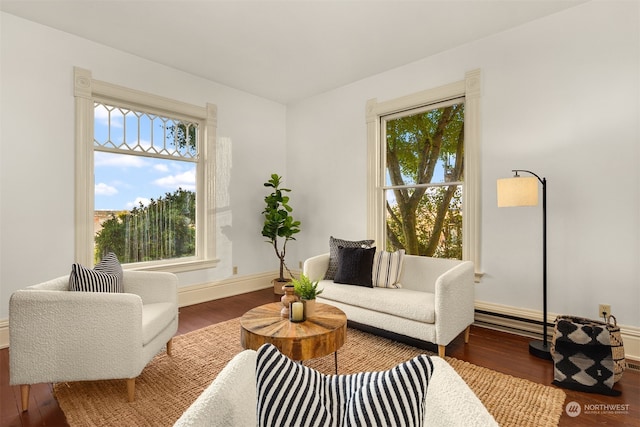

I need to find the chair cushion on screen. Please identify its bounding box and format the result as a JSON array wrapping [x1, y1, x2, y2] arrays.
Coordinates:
[[256, 343, 433, 427], [142, 302, 176, 345], [319, 281, 436, 323]]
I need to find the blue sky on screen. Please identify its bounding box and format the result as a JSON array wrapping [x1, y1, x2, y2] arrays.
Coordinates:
[[94, 104, 196, 211], [94, 152, 195, 210]]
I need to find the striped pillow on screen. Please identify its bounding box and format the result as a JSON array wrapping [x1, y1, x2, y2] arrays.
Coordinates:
[[69, 252, 123, 293], [256, 344, 433, 427], [343, 354, 432, 426], [372, 249, 405, 288]]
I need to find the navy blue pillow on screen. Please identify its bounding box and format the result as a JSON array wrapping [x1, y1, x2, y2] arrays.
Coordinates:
[[334, 246, 376, 287]]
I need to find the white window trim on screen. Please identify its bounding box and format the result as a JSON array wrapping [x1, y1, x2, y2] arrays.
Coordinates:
[[365, 69, 482, 280], [74, 67, 218, 272]]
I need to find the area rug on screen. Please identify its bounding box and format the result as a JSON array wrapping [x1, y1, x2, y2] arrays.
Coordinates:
[[54, 317, 566, 427]]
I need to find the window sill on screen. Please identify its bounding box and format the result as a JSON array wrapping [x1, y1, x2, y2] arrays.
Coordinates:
[[125, 259, 220, 274]]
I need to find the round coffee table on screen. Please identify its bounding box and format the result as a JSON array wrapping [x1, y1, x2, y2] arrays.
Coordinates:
[[240, 302, 347, 373]]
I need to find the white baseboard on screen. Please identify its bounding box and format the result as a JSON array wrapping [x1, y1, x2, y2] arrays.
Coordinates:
[[474, 300, 640, 365], [177, 271, 274, 307], [0, 319, 8, 350]]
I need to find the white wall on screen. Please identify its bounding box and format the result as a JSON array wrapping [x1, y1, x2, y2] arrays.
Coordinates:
[[0, 12, 287, 319], [1, 2, 638, 334], [287, 2, 640, 329]]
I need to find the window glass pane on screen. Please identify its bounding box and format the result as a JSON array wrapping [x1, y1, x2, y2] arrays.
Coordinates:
[[383, 101, 464, 259], [385, 102, 464, 186], [94, 102, 198, 159], [93, 100, 199, 265], [94, 152, 196, 263], [385, 185, 462, 258]]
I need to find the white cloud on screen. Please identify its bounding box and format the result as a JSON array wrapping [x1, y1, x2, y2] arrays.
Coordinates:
[[126, 197, 151, 210], [94, 104, 122, 128], [95, 151, 147, 168], [95, 182, 118, 196], [154, 163, 170, 173], [153, 169, 196, 191]]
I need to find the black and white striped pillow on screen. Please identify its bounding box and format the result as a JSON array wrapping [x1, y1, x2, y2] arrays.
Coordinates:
[[256, 344, 433, 427], [342, 354, 431, 426], [69, 252, 123, 293], [372, 249, 405, 288]]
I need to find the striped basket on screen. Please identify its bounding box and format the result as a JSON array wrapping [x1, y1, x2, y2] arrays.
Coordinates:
[[551, 315, 625, 383], [608, 315, 626, 383]]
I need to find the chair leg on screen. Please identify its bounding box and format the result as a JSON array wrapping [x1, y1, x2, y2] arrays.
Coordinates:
[[438, 345, 446, 358], [464, 325, 471, 343], [20, 384, 30, 412], [166, 338, 173, 357], [127, 378, 136, 402]]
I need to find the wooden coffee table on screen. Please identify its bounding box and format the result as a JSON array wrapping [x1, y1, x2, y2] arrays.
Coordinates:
[[240, 302, 347, 373]]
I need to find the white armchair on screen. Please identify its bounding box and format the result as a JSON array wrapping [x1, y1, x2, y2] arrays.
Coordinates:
[[9, 270, 178, 411]]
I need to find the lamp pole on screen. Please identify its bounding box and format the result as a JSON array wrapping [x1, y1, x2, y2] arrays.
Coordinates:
[[513, 170, 551, 360]]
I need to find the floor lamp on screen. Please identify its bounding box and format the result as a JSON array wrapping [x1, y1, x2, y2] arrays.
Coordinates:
[[497, 169, 552, 360]]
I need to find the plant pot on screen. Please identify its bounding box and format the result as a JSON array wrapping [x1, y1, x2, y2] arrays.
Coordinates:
[[302, 298, 316, 318], [272, 278, 291, 295]]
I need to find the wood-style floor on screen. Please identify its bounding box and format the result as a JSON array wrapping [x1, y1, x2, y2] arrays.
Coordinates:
[[1, 288, 638, 427]]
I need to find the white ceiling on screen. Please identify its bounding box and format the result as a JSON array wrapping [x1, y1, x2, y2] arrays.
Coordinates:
[[1, 0, 587, 104]]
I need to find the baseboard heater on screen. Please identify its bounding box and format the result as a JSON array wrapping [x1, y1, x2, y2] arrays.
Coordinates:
[[474, 308, 554, 338]]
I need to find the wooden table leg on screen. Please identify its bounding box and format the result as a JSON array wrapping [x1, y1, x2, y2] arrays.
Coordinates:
[[334, 351, 338, 375]]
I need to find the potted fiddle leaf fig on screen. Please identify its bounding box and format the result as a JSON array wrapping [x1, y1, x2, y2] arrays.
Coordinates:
[[292, 274, 323, 317], [262, 174, 301, 294]]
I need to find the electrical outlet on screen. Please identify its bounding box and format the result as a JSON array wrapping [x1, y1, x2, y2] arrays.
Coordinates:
[[233, 266, 238, 275], [299, 261, 303, 269], [598, 304, 611, 319]]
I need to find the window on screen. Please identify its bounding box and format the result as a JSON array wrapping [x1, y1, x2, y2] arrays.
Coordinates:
[[366, 70, 481, 276], [382, 99, 465, 258], [74, 67, 218, 271]]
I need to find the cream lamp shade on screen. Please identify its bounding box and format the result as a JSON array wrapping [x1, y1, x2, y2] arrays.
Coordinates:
[[497, 176, 539, 207]]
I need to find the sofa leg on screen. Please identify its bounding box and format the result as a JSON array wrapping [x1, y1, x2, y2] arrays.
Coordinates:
[[465, 325, 471, 343], [438, 345, 446, 358], [20, 384, 30, 412], [166, 338, 173, 356], [127, 378, 136, 402]]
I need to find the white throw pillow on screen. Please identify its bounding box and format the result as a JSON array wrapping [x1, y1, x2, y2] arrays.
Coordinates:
[[372, 249, 405, 288]]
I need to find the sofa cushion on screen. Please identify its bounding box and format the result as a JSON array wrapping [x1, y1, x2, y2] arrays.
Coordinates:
[[142, 302, 176, 345], [256, 343, 433, 427], [372, 249, 405, 288], [334, 246, 376, 288], [319, 281, 436, 323], [68, 253, 123, 293], [325, 236, 374, 280]]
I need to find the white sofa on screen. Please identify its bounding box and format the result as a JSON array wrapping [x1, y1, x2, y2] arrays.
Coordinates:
[[174, 349, 497, 427], [9, 270, 178, 410], [304, 253, 475, 357]]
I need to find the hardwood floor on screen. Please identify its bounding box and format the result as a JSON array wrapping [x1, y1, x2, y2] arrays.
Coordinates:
[[2, 288, 638, 427]]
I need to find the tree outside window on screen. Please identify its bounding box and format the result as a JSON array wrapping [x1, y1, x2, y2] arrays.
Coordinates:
[[383, 100, 464, 259]]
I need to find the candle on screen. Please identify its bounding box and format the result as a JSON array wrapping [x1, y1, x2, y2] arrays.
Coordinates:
[[291, 302, 304, 322]]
